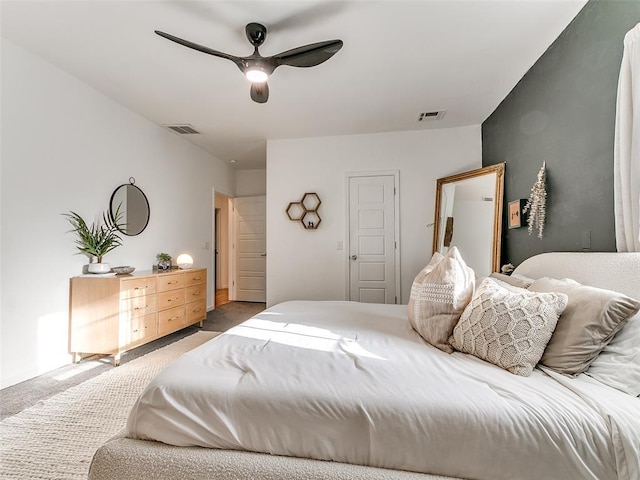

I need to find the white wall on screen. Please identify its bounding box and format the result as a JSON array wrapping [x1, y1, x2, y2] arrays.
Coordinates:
[[0, 40, 235, 388], [236, 169, 266, 197], [266, 126, 481, 307]]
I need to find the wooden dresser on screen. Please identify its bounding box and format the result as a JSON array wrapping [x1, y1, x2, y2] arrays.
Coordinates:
[[69, 268, 207, 365]]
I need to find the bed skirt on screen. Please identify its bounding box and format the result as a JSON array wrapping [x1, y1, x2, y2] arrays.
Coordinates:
[[89, 436, 461, 480]]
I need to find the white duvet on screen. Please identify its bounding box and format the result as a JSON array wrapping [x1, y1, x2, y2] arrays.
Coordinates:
[[126, 301, 640, 480]]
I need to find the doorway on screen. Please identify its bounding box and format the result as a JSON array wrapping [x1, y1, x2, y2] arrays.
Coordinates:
[[214, 192, 232, 307], [346, 172, 400, 304]]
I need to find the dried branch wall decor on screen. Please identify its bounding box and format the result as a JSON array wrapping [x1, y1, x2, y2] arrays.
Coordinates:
[[523, 162, 547, 238]]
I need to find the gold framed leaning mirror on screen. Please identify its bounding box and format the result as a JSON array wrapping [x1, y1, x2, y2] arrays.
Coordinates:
[[433, 163, 505, 277]]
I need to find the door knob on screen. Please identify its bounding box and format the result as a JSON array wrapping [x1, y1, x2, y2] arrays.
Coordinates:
[[351, 255, 358, 260]]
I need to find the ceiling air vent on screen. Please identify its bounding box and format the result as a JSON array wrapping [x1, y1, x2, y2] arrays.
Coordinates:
[[417, 110, 446, 122], [164, 124, 200, 134]]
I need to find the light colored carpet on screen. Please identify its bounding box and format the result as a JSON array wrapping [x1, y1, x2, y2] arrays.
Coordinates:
[[0, 331, 220, 480]]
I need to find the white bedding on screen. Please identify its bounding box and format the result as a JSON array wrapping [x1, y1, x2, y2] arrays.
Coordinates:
[[126, 300, 640, 480]]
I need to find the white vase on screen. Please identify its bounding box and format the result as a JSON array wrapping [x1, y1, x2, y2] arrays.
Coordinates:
[[88, 262, 111, 274]]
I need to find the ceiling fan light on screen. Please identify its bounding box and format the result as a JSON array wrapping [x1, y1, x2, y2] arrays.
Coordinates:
[[246, 69, 268, 83]]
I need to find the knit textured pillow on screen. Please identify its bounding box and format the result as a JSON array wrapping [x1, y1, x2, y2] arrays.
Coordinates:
[[450, 278, 568, 376], [409, 247, 475, 353]]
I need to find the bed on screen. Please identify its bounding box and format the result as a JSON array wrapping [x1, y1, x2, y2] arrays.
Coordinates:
[[88, 252, 640, 480]]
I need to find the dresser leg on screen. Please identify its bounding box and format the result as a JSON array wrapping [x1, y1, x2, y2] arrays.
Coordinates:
[[72, 352, 82, 364], [113, 353, 121, 366]]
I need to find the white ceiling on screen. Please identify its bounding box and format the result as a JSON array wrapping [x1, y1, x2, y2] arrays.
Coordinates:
[[1, 0, 586, 170]]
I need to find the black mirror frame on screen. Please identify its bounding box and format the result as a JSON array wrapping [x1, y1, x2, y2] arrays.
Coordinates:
[[109, 180, 150, 237]]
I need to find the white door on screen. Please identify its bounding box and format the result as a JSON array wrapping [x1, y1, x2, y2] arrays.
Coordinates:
[[348, 174, 398, 304], [234, 196, 266, 302]]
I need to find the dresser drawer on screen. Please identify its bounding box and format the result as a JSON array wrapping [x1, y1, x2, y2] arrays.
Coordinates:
[[185, 270, 206, 287], [158, 289, 185, 311], [129, 313, 156, 344], [120, 277, 156, 300], [186, 300, 206, 324], [158, 305, 186, 334], [121, 295, 156, 319], [157, 272, 184, 292], [185, 285, 206, 303]]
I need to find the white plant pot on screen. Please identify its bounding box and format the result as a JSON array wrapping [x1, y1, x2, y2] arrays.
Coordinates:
[[88, 262, 111, 274]]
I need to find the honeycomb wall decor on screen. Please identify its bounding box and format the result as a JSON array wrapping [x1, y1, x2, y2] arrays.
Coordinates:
[[286, 192, 321, 229]]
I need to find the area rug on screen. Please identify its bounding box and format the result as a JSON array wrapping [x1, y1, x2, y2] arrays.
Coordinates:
[[0, 331, 220, 480]]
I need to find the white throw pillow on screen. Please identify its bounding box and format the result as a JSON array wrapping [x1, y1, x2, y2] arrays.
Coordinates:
[[450, 278, 568, 376], [408, 247, 475, 353], [587, 313, 640, 396]]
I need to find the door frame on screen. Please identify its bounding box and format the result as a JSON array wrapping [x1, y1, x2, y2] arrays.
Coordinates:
[[229, 197, 236, 300], [215, 207, 221, 289], [344, 170, 401, 303], [212, 188, 234, 309]]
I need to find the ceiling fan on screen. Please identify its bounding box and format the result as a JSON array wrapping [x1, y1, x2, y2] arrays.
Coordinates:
[[155, 23, 343, 103]]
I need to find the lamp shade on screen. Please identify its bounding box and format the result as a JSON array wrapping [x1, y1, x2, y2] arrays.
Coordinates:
[[176, 253, 194, 269]]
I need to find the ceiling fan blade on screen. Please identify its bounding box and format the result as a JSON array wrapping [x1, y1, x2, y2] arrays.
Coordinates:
[[273, 39, 343, 68], [250, 82, 269, 103], [155, 30, 241, 65]]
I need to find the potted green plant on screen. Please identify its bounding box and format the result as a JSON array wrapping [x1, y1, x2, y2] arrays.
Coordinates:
[[156, 252, 172, 270], [63, 206, 124, 273]]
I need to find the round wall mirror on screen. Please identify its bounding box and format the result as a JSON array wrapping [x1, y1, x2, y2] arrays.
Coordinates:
[[110, 178, 150, 236]]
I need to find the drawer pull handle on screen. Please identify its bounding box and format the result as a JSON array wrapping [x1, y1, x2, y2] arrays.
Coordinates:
[[193, 307, 202, 312], [167, 280, 179, 285], [169, 316, 179, 321], [168, 297, 179, 302], [133, 305, 148, 310], [134, 286, 148, 290], [192, 277, 202, 281], [132, 329, 139, 333], [192, 291, 201, 296]]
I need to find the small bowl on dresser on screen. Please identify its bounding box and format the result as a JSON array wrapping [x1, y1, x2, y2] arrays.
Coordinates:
[[112, 266, 135, 275]]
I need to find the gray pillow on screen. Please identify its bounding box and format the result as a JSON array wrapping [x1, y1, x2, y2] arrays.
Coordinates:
[[529, 277, 640, 375], [489, 272, 535, 289]]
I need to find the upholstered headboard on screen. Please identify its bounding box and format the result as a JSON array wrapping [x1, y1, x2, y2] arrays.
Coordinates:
[[513, 252, 640, 300]]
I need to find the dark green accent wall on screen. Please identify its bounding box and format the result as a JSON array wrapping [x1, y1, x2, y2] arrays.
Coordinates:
[[482, 0, 640, 267]]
